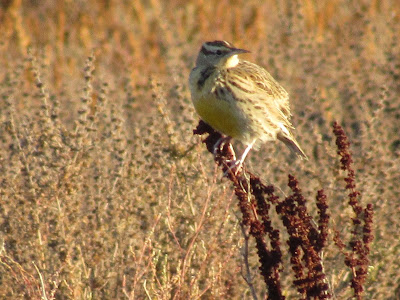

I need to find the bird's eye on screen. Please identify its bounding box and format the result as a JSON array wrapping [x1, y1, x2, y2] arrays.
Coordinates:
[[216, 50, 222, 55]]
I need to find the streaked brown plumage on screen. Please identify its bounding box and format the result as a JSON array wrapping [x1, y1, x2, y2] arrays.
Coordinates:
[[189, 40, 307, 167]]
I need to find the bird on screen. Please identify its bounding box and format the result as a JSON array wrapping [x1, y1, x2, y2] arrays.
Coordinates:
[[189, 40, 307, 171]]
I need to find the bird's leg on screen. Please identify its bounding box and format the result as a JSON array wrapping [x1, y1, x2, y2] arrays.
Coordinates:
[[226, 143, 237, 161], [213, 137, 224, 156], [237, 139, 255, 166], [225, 139, 256, 176]]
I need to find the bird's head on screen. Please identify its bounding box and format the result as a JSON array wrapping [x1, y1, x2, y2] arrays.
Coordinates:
[[195, 40, 250, 68]]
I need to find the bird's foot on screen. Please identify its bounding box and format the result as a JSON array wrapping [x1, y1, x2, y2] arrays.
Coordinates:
[[223, 159, 244, 177], [213, 137, 236, 160]]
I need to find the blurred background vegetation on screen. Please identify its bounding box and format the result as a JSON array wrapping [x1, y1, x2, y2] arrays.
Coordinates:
[[0, 0, 399, 298]]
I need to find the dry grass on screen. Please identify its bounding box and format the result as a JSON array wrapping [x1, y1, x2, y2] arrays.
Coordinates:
[[0, 0, 399, 299]]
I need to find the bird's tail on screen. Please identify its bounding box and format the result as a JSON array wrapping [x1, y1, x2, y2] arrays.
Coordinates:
[[277, 131, 308, 160]]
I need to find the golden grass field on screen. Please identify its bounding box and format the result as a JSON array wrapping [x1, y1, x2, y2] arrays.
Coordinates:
[[0, 0, 399, 299]]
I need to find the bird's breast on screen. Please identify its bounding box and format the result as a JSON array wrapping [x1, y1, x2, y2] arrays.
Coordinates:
[[192, 83, 251, 141]]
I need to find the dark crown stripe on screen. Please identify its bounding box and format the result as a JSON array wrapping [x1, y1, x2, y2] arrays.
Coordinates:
[[207, 40, 232, 47], [200, 46, 216, 55], [201, 45, 230, 56]]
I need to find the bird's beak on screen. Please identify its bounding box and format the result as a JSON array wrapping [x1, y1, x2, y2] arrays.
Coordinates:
[[231, 48, 250, 55]]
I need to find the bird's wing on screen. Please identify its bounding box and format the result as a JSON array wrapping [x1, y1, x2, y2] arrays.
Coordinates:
[[226, 61, 293, 128]]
